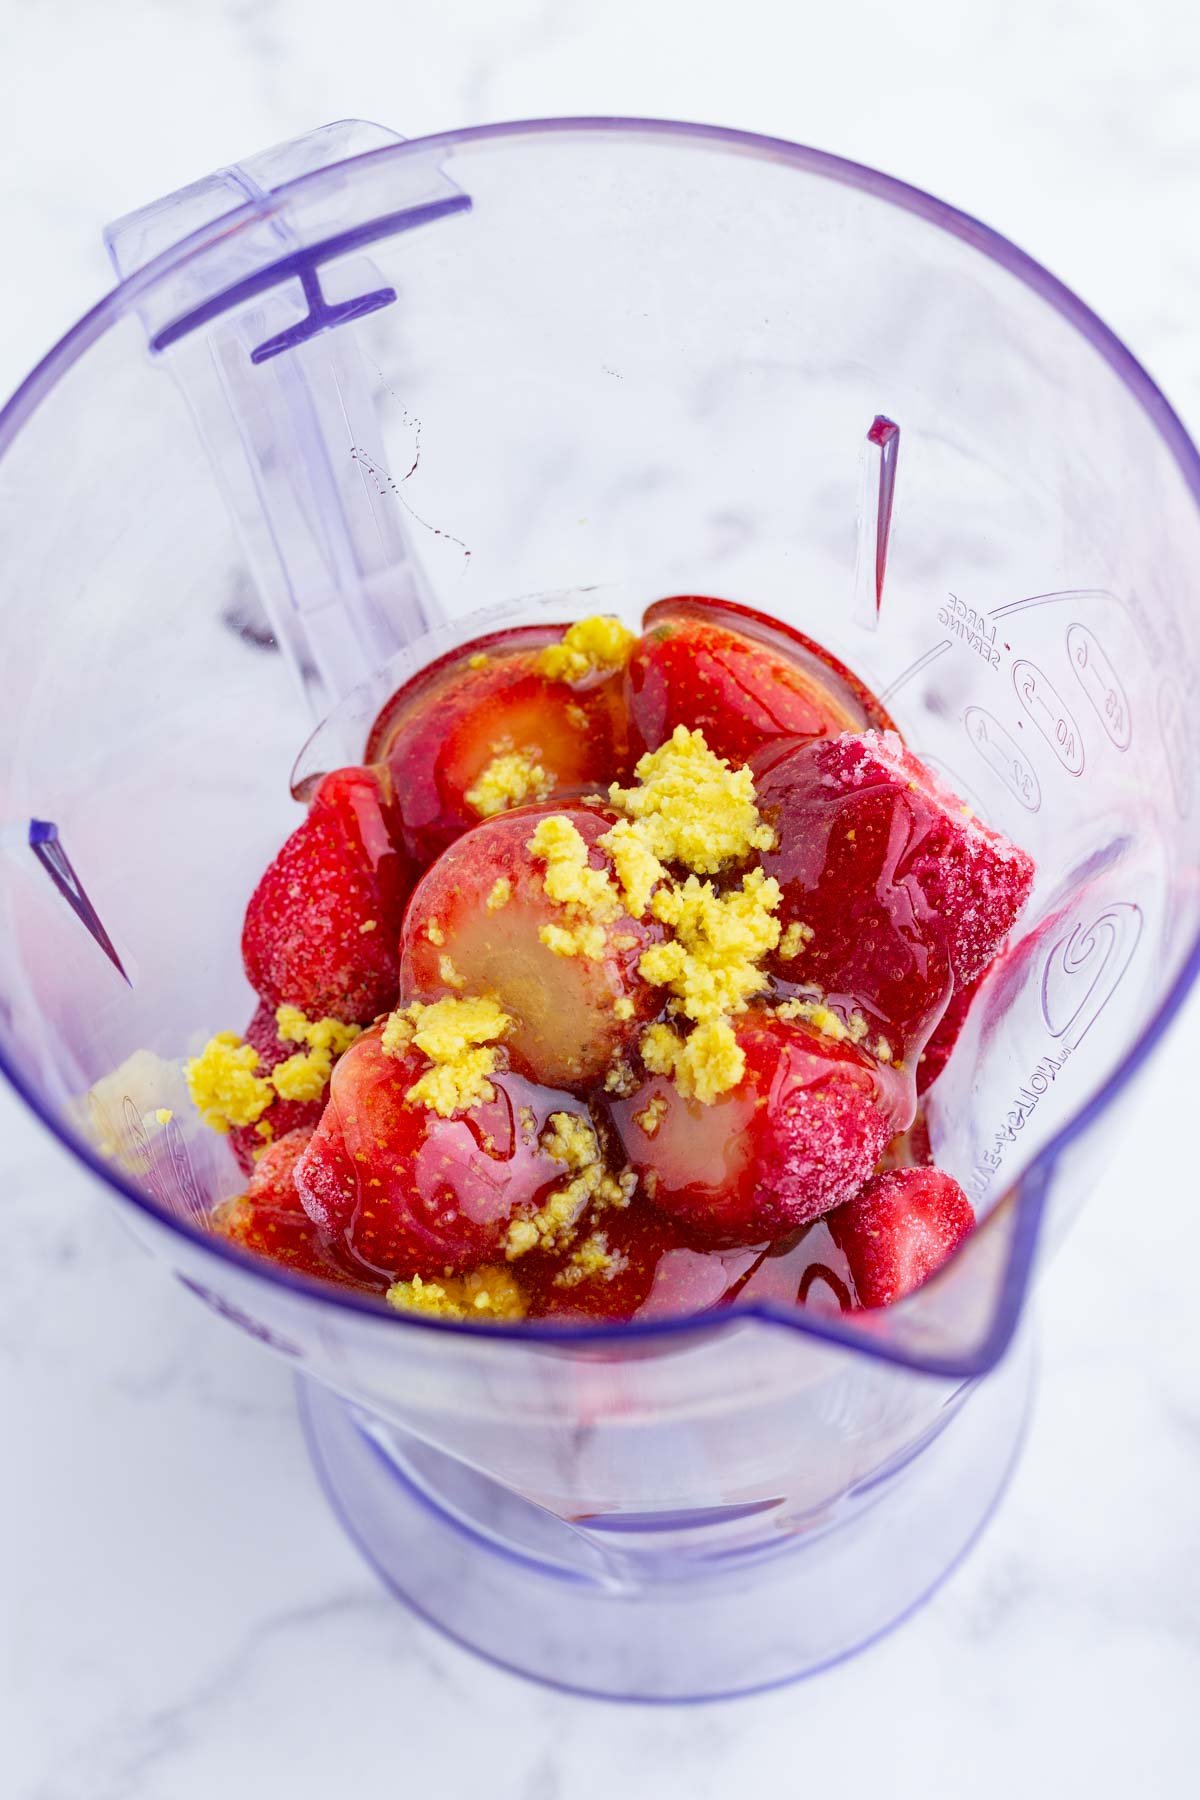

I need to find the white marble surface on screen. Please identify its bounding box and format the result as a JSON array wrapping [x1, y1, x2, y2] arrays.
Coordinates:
[[3, 1, 1200, 1793]]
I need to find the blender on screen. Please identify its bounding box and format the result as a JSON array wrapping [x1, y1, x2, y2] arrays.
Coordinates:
[[1, 118, 1197, 1700]]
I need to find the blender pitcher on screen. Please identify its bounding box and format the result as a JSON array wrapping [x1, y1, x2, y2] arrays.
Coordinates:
[[1, 118, 1198, 1701]]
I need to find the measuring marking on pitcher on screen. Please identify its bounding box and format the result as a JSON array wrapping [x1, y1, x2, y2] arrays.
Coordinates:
[[1012, 660, 1085, 776], [889, 588, 1112, 701], [1066, 624, 1132, 752], [937, 594, 1000, 668], [963, 706, 1041, 812], [966, 1045, 1074, 1203]]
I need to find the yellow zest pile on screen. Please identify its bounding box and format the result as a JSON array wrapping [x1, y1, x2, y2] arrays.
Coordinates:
[[505, 1111, 634, 1259], [528, 815, 621, 919], [778, 920, 814, 961], [633, 1093, 668, 1137], [186, 1034, 274, 1133], [775, 996, 894, 1065], [639, 868, 781, 1022], [381, 994, 512, 1118], [554, 1229, 619, 1288], [611, 734, 780, 1102], [608, 726, 775, 874], [641, 1017, 749, 1106], [595, 816, 665, 918], [465, 749, 553, 819], [536, 614, 636, 682], [186, 1007, 360, 1136], [528, 813, 620, 961], [522, 727, 785, 1103], [386, 1266, 526, 1321], [438, 954, 466, 990], [272, 1006, 360, 1102]]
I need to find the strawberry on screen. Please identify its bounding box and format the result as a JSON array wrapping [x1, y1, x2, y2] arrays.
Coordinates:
[[227, 1003, 330, 1174], [241, 764, 410, 1025], [755, 730, 1034, 1057], [876, 1110, 934, 1172], [605, 1009, 895, 1242], [293, 1026, 588, 1279], [519, 1200, 767, 1323], [916, 968, 987, 1094], [214, 1129, 377, 1290], [365, 624, 630, 870], [626, 596, 891, 766], [721, 1216, 858, 1315], [399, 802, 664, 1090], [828, 1165, 975, 1308]]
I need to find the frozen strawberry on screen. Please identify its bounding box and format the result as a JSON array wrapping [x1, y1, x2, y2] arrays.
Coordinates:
[[755, 730, 1034, 1056], [916, 968, 987, 1094], [215, 1129, 376, 1289], [293, 1025, 588, 1279], [829, 1165, 974, 1308], [227, 1003, 329, 1174], [523, 1206, 867, 1322], [876, 1110, 934, 1172], [242, 764, 410, 1025], [365, 623, 631, 869], [606, 1010, 895, 1243], [723, 1216, 858, 1315], [520, 1201, 762, 1323], [626, 596, 891, 767], [400, 802, 664, 1090]]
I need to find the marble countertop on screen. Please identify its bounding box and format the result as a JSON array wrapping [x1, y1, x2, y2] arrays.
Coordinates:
[[3, 1, 1200, 1793]]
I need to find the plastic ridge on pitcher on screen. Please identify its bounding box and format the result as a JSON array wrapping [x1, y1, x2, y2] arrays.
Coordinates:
[[105, 121, 471, 720], [144, 196, 471, 359], [855, 413, 900, 629], [26, 820, 131, 985]]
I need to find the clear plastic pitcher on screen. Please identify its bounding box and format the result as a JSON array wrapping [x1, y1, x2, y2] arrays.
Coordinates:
[[1, 119, 1198, 1700]]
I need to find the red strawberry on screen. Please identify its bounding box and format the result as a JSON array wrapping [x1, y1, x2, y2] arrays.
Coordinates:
[[722, 1216, 858, 1315], [829, 1166, 974, 1308], [517, 1203, 874, 1323], [606, 1009, 896, 1243], [215, 1129, 377, 1290], [227, 1003, 330, 1175], [242, 764, 410, 1025], [626, 596, 892, 766], [876, 1110, 934, 1172], [755, 730, 1034, 1057], [399, 802, 664, 1090], [293, 1026, 588, 1279], [366, 625, 630, 870], [916, 968, 987, 1094], [519, 1200, 764, 1323]]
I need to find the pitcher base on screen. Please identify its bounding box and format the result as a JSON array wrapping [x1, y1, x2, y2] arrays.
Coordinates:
[[297, 1328, 1035, 1702]]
